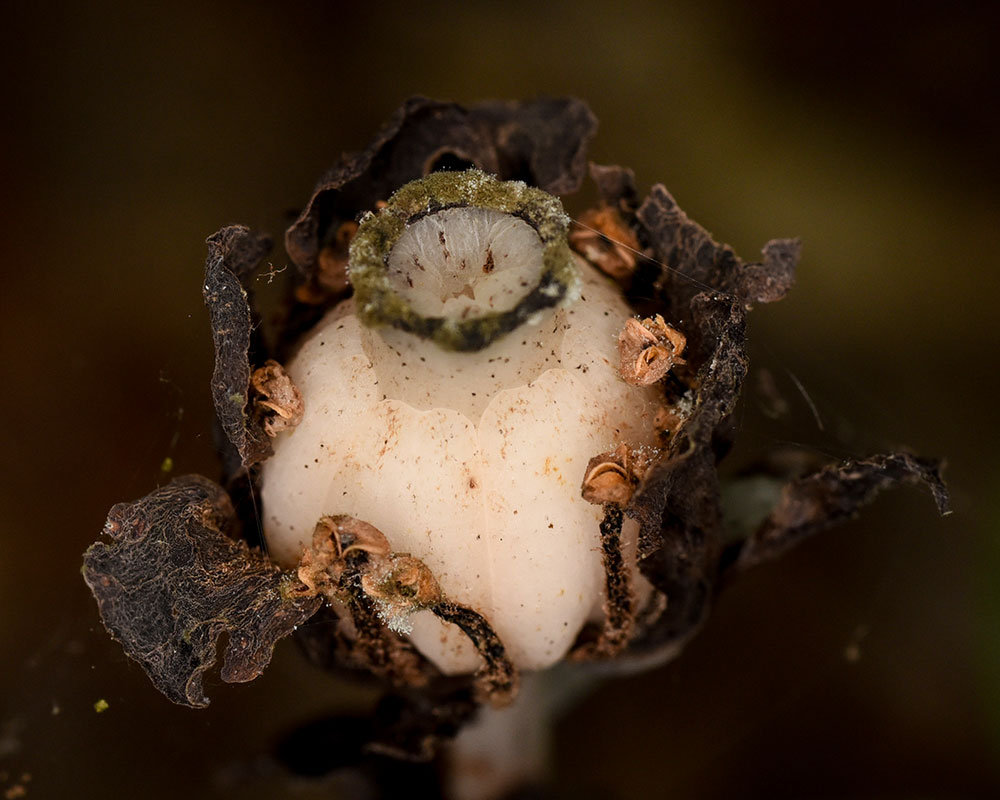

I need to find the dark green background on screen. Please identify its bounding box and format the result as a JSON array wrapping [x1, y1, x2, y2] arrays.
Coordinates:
[[2, 1, 998, 797]]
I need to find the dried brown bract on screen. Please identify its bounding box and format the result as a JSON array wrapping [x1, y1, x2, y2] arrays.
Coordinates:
[[618, 314, 687, 386], [735, 453, 950, 570], [569, 206, 640, 281], [250, 359, 304, 436]]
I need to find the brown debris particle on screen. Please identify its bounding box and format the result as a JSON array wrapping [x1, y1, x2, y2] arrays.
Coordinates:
[[618, 314, 686, 386], [250, 359, 304, 436], [569, 205, 640, 281]]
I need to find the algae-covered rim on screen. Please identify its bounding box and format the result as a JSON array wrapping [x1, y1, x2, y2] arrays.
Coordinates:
[[348, 169, 577, 352]]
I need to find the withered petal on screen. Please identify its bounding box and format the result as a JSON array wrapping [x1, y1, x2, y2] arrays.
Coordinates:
[[735, 453, 950, 570], [82, 475, 321, 708], [284, 96, 596, 283], [204, 225, 274, 468], [630, 183, 800, 321]]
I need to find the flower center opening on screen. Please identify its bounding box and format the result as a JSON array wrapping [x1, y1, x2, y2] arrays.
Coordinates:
[[385, 207, 545, 320]]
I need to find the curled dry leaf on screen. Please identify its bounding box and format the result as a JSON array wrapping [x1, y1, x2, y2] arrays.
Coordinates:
[[250, 359, 304, 437], [618, 314, 687, 386]]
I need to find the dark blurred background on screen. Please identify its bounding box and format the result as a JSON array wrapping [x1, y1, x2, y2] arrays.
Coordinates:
[[2, 1, 998, 797]]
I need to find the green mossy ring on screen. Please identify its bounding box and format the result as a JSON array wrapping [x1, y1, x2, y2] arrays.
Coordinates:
[[348, 169, 577, 351]]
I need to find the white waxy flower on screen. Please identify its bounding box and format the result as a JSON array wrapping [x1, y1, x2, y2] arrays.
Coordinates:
[[261, 171, 663, 674]]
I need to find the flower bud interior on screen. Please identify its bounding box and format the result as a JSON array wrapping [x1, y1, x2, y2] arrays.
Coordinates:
[[386, 207, 544, 318]]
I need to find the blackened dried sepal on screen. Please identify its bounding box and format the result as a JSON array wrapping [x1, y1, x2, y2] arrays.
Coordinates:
[[631, 183, 799, 337], [467, 97, 597, 195], [626, 294, 749, 652], [204, 225, 274, 468], [285, 96, 596, 284], [432, 603, 518, 707], [82, 475, 321, 708], [734, 453, 950, 571]]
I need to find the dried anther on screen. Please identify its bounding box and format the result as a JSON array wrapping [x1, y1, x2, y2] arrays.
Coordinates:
[[297, 514, 393, 594], [250, 359, 304, 437], [317, 221, 358, 292], [327, 514, 393, 558], [618, 314, 686, 386], [569, 205, 640, 281], [362, 556, 444, 623], [654, 399, 692, 440], [581, 443, 652, 506], [295, 514, 518, 703]]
